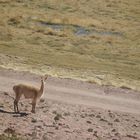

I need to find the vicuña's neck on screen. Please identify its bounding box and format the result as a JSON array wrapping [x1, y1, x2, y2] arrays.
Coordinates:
[[39, 80, 44, 96]]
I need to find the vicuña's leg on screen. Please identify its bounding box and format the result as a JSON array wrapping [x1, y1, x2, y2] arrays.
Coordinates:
[[14, 93, 22, 113], [31, 97, 37, 113], [14, 99, 17, 112]]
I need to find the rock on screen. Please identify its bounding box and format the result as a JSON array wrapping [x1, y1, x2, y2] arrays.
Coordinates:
[[127, 134, 137, 139], [63, 112, 70, 116], [114, 118, 120, 122], [100, 118, 108, 122], [31, 131, 37, 138], [112, 129, 116, 132], [0, 105, 4, 108], [63, 125, 70, 129], [54, 114, 62, 121], [87, 128, 93, 132], [47, 131, 54, 134], [31, 118, 37, 123], [87, 121, 92, 124], [93, 131, 98, 137], [4, 127, 15, 135], [80, 114, 85, 118], [58, 123, 63, 126], [125, 118, 129, 121], [108, 112, 115, 118], [43, 133, 48, 140], [108, 122, 113, 126], [108, 110, 111, 113], [55, 126, 59, 130], [3, 92, 9, 96], [96, 115, 101, 118], [36, 125, 42, 129], [65, 130, 72, 133], [132, 124, 138, 127], [87, 138, 92, 140], [40, 98, 45, 102], [88, 114, 95, 117], [114, 132, 120, 136], [43, 110, 48, 113]]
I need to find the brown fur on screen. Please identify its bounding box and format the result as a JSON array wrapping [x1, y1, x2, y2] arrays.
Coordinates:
[[13, 75, 48, 113], [13, 84, 38, 99]]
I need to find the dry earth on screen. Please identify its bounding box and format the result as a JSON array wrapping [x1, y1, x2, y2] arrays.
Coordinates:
[[0, 68, 140, 140]]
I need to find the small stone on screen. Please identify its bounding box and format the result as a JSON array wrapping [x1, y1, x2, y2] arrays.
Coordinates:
[[112, 129, 116, 132], [65, 130, 71, 133], [87, 121, 92, 124], [80, 114, 85, 118], [88, 114, 95, 117], [43, 110, 48, 113], [108, 110, 111, 113], [127, 134, 137, 139], [36, 125, 42, 129], [87, 138, 91, 140], [115, 132, 120, 136], [63, 112, 70, 116], [47, 131, 54, 134], [87, 128, 93, 132], [58, 123, 63, 126], [43, 134, 48, 139], [125, 119, 129, 121], [20, 102, 24, 107], [96, 115, 101, 118], [31, 118, 37, 123], [100, 118, 107, 122], [93, 131, 98, 137], [94, 131, 97, 133], [3, 92, 8, 95], [0, 105, 4, 108], [4, 128, 15, 135], [114, 118, 120, 122], [63, 125, 70, 129], [108, 112, 115, 118], [132, 124, 138, 127], [54, 114, 62, 121], [108, 122, 113, 126], [40, 98, 45, 102]]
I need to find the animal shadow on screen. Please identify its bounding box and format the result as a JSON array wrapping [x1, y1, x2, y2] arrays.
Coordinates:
[[0, 108, 28, 117]]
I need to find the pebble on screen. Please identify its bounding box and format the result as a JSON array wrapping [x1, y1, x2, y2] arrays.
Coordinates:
[[31, 118, 37, 123], [87, 128, 93, 132], [114, 118, 120, 122], [87, 121, 92, 124]]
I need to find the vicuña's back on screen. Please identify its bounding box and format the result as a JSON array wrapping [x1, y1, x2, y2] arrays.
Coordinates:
[[13, 84, 39, 99], [13, 75, 48, 113]]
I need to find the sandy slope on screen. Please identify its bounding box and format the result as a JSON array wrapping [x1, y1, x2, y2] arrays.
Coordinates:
[[0, 68, 140, 140]]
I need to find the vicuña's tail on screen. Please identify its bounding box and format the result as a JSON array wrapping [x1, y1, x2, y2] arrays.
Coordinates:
[[13, 85, 17, 92]]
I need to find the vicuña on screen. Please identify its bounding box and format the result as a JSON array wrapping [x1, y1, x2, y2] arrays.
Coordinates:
[[13, 75, 48, 113]]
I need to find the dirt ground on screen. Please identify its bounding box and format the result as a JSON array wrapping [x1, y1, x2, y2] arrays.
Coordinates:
[[0, 68, 140, 140]]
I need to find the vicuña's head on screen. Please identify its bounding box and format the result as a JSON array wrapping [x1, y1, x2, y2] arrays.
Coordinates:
[[41, 74, 48, 83]]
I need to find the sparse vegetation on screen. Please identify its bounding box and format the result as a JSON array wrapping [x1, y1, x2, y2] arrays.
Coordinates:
[[0, 0, 140, 90], [1, 127, 22, 140], [0, 134, 21, 140]]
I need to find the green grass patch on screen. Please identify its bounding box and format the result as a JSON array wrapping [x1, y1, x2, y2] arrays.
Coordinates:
[[0, 0, 140, 90]]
